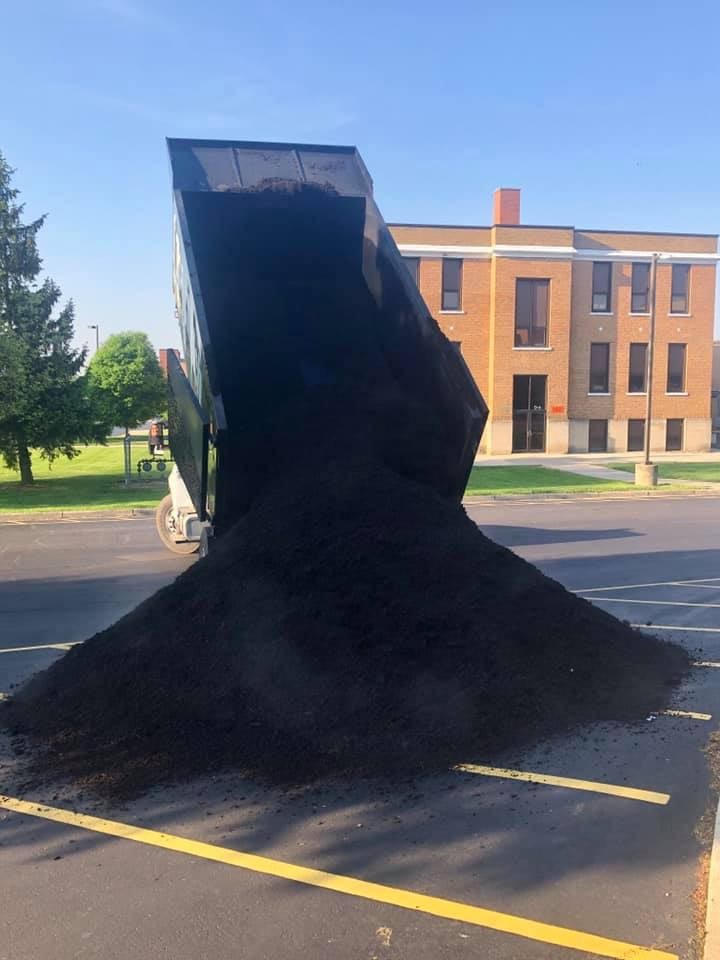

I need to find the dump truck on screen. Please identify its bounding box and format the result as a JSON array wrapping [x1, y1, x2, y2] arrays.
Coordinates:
[[155, 138, 488, 555]]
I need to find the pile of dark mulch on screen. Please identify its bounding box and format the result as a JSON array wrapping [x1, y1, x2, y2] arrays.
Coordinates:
[[3, 420, 688, 799]]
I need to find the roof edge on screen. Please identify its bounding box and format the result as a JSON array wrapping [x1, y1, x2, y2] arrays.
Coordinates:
[[388, 221, 717, 240]]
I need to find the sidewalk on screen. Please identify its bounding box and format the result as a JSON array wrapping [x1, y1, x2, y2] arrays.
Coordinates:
[[475, 450, 720, 467]]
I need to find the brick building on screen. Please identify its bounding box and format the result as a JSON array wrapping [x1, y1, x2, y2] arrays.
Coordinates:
[[389, 190, 718, 455]]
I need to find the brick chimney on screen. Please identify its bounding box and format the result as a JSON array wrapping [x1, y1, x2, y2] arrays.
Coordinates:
[[158, 348, 181, 377], [493, 188, 521, 225]]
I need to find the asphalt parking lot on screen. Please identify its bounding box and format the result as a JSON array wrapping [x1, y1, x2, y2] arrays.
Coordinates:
[[1, 499, 720, 960]]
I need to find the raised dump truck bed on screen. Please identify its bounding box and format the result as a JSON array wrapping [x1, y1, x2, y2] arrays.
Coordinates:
[[160, 138, 487, 552]]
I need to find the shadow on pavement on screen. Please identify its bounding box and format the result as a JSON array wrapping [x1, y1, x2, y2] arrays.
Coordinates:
[[478, 525, 642, 548]]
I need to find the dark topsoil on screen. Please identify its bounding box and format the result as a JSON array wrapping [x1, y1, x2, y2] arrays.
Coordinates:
[[0, 183, 690, 799], [3, 397, 689, 800]]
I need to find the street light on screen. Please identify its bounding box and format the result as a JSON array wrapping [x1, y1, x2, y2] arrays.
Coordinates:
[[88, 324, 99, 351]]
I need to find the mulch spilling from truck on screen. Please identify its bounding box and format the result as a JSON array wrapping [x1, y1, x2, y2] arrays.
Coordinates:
[[4, 391, 688, 799]]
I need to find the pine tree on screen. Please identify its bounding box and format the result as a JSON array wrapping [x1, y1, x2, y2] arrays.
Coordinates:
[[0, 151, 105, 483]]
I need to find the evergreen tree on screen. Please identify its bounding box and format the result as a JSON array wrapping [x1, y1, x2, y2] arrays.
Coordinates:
[[0, 151, 105, 484]]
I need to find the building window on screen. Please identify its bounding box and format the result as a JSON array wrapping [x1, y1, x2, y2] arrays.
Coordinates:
[[631, 262, 650, 313], [628, 342, 648, 393], [588, 419, 608, 452], [403, 257, 419, 285], [627, 419, 645, 452], [667, 343, 686, 392], [515, 278, 549, 347], [589, 342, 610, 393], [592, 262, 612, 313], [441, 259, 462, 310], [671, 264, 690, 314], [666, 418, 684, 451]]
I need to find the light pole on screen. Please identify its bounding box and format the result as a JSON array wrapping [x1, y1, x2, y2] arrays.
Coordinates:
[[88, 324, 99, 351], [636, 253, 659, 486]]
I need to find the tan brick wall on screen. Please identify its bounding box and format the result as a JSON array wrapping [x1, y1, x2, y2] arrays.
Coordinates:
[[492, 225, 574, 247], [389, 225, 491, 247], [389, 222, 716, 455], [416, 258, 490, 402], [575, 231, 718, 254], [488, 258, 572, 421], [569, 261, 714, 430]]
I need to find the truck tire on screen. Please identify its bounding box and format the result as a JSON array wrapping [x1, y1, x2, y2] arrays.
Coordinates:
[[155, 495, 200, 556]]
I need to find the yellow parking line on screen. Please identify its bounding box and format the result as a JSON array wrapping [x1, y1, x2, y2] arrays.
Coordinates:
[[0, 794, 676, 960], [660, 709, 712, 721], [0, 641, 83, 655], [455, 763, 670, 805]]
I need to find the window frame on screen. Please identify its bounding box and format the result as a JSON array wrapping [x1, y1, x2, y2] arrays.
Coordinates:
[[666, 418, 684, 451], [591, 262, 612, 313], [628, 342, 648, 393], [670, 264, 690, 315], [631, 262, 651, 314], [627, 419, 645, 452], [666, 343, 687, 393], [514, 278, 550, 348], [588, 342, 610, 394], [441, 258, 463, 311], [403, 256, 420, 286], [588, 419, 608, 453]]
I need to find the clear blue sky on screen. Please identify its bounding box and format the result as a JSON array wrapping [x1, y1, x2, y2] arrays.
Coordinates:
[[2, 0, 719, 353]]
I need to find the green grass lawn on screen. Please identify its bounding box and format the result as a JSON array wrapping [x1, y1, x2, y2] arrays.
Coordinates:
[[464, 465, 632, 496], [610, 461, 720, 483], [0, 443, 170, 512]]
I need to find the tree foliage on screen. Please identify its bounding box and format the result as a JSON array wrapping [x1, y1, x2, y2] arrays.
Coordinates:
[[87, 331, 166, 434], [0, 151, 106, 483]]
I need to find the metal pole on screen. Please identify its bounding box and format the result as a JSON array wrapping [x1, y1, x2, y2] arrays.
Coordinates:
[[88, 325, 99, 351], [643, 253, 658, 466], [123, 433, 132, 486]]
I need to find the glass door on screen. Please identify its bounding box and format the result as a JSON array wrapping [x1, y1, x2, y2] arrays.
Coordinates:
[[512, 375, 547, 452]]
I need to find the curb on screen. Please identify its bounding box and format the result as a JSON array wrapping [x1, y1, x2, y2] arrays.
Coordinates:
[[0, 508, 156, 523], [463, 489, 720, 505], [705, 795, 720, 959]]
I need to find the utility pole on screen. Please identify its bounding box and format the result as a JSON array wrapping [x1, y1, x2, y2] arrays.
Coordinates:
[[88, 324, 99, 351], [636, 253, 659, 485]]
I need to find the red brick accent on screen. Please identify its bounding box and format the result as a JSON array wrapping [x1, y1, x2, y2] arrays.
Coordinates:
[[493, 188, 521, 225]]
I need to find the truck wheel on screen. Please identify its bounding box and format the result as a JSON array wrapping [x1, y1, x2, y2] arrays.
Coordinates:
[[155, 495, 200, 555]]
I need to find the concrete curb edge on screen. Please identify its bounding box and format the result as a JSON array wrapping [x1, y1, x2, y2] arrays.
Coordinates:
[[463, 489, 720, 505], [0, 508, 156, 523], [704, 794, 720, 959]]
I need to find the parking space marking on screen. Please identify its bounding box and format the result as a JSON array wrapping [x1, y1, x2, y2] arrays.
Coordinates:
[[659, 710, 712, 721], [596, 598, 720, 610], [454, 763, 670, 805], [0, 641, 83, 655], [695, 661, 720, 668], [0, 794, 677, 960], [670, 583, 720, 591], [0, 692, 7, 701], [632, 624, 720, 634], [577, 578, 720, 594]]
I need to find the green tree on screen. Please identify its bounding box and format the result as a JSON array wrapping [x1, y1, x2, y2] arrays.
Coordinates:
[[87, 331, 166, 436], [0, 151, 106, 484]]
